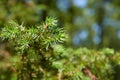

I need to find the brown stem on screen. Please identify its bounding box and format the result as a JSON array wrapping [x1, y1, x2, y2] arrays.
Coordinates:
[[82, 67, 97, 80], [57, 69, 62, 80]]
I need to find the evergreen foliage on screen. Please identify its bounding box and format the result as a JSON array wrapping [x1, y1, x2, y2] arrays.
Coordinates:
[[0, 18, 120, 80]]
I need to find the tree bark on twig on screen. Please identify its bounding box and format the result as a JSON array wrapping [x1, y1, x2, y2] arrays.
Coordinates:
[[82, 67, 97, 80], [57, 69, 62, 80]]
